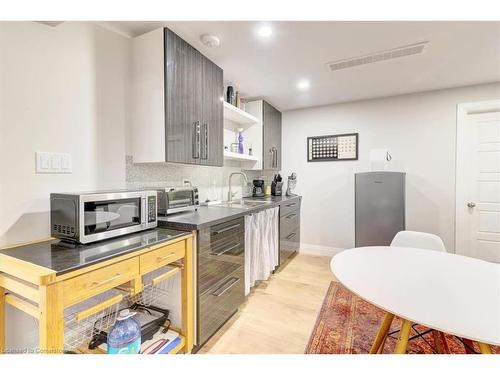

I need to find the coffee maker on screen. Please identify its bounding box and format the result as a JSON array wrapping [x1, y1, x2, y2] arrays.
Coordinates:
[[252, 179, 265, 197]]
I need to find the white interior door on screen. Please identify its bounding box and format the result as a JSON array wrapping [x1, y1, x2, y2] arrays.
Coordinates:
[[457, 109, 500, 262]]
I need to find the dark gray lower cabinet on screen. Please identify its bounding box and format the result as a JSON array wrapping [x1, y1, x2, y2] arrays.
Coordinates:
[[279, 197, 301, 265], [196, 218, 245, 347]]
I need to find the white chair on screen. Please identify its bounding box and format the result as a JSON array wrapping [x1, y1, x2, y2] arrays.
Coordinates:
[[384, 231, 449, 353], [390, 230, 447, 252]]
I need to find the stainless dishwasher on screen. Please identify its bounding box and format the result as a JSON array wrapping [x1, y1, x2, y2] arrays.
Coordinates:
[[196, 217, 245, 347]]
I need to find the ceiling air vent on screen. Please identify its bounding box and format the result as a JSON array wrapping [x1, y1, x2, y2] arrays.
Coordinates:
[[326, 41, 429, 71]]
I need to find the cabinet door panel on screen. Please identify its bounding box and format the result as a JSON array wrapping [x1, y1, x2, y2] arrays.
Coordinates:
[[274, 109, 282, 170], [164, 28, 201, 164], [201, 56, 223, 167], [263, 101, 282, 170]]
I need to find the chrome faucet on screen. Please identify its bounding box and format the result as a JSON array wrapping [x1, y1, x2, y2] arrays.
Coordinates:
[[228, 172, 249, 203]]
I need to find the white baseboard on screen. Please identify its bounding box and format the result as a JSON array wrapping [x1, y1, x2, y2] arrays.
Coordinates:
[[298, 243, 345, 257]]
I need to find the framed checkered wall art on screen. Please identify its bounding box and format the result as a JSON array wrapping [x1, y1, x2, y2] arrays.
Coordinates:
[[307, 133, 358, 162]]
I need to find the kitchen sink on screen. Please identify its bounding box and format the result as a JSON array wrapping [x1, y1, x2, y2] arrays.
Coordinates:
[[213, 199, 272, 210]]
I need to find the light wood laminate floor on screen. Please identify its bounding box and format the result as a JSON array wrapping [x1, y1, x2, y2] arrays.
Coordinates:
[[199, 254, 335, 354]]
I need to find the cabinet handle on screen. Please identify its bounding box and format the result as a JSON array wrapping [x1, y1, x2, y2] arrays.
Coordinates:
[[286, 232, 297, 240], [274, 148, 277, 168], [211, 277, 240, 297], [210, 243, 240, 256], [76, 294, 124, 322], [201, 123, 209, 160], [286, 213, 296, 219], [157, 252, 177, 262], [91, 274, 121, 288], [213, 223, 240, 235], [192, 121, 200, 159], [151, 267, 181, 286], [286, 202, 296, 207]]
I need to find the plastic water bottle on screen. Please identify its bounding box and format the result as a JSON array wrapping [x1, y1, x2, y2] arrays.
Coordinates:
[[107, 309, 141, 354], [237, 128, 244, 154]]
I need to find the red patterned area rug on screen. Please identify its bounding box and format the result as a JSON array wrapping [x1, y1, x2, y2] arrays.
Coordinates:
[[306, 281, 499, 354]]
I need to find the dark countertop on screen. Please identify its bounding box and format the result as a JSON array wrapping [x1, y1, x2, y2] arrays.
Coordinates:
[[158, 195, 301, 230], [0, 227, 189, 276]]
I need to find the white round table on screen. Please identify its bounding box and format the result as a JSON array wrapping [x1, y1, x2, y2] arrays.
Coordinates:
[[331, 246, 500, 354]]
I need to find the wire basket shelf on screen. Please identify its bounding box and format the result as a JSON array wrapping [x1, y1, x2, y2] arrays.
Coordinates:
[[128, 265, 180, 307], [64, 289, 127, 352]]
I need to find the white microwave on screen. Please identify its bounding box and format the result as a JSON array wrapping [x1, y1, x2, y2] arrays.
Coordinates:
[[50, 190, 157, 244]]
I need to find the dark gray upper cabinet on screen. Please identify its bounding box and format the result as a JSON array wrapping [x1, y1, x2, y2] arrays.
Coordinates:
[[164, 29, 202, 165], [130, 28, 223, 166], [263, 101, 282, 170], [200, 54, 224, 167], [164, 28, 223, 167]]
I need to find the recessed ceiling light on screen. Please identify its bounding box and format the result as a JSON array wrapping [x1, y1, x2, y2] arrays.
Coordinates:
[[297, 80, 310, 90], [257, 26, 272, 38]]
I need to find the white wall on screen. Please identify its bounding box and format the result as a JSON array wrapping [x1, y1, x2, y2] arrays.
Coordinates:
[[282, 83, 500, 254], [0, 22, 130, 247], [0, 21, 130, 349]]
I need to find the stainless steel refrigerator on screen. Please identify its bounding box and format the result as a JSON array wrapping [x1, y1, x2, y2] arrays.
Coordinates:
[[355, 172, 406, 247]]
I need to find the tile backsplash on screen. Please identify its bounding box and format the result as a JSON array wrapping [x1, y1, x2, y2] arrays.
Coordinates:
[[126, 156, 274, 203]]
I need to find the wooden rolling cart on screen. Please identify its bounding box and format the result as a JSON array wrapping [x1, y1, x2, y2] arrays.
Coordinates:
[[0, 232, 194, 354]]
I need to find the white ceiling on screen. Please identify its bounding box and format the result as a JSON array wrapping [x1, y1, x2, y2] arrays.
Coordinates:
[[99, 21, 500, 111]]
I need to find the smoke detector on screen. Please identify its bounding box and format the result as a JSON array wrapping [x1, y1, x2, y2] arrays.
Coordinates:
[[326, 41, 429, 72], [200, 34, 220, 48]]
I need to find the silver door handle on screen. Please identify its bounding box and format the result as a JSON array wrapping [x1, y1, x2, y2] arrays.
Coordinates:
[[271, 147, 277, 168], [210, 243, 240, 256], [467, 202, 476, 208], [211, 277, 240, 297], [141, 197, 147, 225], [201, 123, 208, 160], [213, 224, 240, 235], [192, 121, 200, 159]]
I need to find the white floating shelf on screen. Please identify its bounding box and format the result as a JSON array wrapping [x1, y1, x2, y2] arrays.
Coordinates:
[[223, 151, 258, 162], [223, 102, 259, 130]]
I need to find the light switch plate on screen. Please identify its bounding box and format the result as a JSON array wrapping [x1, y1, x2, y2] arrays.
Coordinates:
[[36, 152, 51, 173], [51, 154, 61, 171], [36, 152, 72, 174], [61, 153, 72, 172]]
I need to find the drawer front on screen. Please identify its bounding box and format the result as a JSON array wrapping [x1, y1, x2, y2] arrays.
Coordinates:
[[140, 240, 185, 275], [280, 197, 301, 217], [280, 226, 300, 245], [280, 228, 300, 263], [62, 258, 138, 307], [280, 210, 300, 237], [198, 266, 244, 345], [210, 218, 244, 243], [199, 217, 245, 265]]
